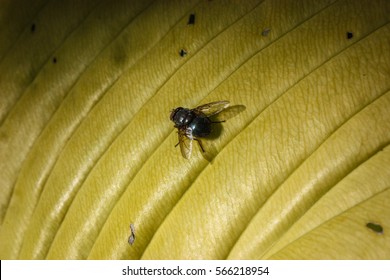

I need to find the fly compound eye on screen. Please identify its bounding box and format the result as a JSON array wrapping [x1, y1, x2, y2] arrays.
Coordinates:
[[170, 107, 182, 121]]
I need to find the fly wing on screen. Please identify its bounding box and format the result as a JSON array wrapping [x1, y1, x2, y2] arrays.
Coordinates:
[[193, 100, 229, 117], [211, 104, 246, 122], [178, 128, 192, 159]]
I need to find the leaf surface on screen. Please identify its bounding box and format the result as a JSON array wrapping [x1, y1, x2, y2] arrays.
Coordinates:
[[0, 0, 389, 259]]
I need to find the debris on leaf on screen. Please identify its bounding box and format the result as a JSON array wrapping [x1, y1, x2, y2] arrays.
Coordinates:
[[188, 13, 195, 25], [128, 223, 136, 245], [262, 28, 271, 36], [179, 49, 188, 57], [366, 222, 383, 234]]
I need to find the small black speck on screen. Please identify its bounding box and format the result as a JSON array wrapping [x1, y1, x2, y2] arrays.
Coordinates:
[[179, 49, 188, 57], [262, 28, 271, 36], [188, 14, 195, 25], [366, 222, 383, 234], [347, 32, 353, 39], [52, 57, 57, 64], [31, 24, 36, 33]]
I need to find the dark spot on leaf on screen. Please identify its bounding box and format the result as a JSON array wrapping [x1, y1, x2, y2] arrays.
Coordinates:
[[366, 222, 383, 234], [262, 28, 271, 36], [179, 49, 188, 57], [188, 14, 195, 25], [111, 43, 129, 67], [52, 57, 57, 64], [31, 23, 36, 33], [346, 32, 353, 39]]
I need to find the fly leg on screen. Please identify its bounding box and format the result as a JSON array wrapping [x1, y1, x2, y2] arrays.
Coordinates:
[[194, 138, 205, 153]]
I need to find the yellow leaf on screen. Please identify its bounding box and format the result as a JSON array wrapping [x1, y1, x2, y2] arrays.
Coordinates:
[[0, 0, 389, 259]]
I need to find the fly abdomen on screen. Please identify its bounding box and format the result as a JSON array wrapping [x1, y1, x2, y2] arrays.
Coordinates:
[[189, 117, 212, 137]]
